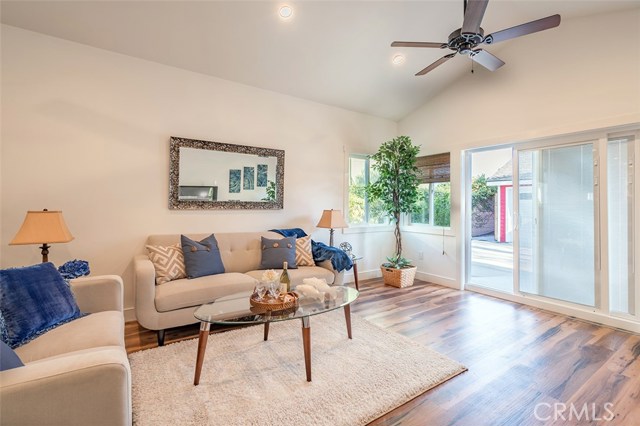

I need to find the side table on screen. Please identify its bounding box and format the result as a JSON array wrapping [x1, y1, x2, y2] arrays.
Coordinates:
[[339, 242, 362, 291]]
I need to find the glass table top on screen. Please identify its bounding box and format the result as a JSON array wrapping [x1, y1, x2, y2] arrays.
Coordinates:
[[194, 286, 359, 325]]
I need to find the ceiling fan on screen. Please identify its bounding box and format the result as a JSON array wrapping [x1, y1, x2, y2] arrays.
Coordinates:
[[392, 0, 561, 76]]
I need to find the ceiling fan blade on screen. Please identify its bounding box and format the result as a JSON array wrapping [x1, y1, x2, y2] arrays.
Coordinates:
[[415, 53, 456, 76], [470, 49, 505, 71], [391, 41, 447, 48], [484, 14, 561, 45], [461, 0, 489, 34]]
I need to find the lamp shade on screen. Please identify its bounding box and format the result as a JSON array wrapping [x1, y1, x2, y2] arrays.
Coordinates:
[[10, 210, 74, 245], [316, 209, 348, 229]]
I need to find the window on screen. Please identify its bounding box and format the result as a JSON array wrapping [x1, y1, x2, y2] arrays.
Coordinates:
[[348, 154, 386, 225], [411, 153, 451, 227], [412, 183, 451, 227]]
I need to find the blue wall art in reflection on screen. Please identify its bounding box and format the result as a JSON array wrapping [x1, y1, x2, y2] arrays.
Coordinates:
[[257, 164, 268, 187], [229, 169, 241, 193], [243, 166, 255, 190]]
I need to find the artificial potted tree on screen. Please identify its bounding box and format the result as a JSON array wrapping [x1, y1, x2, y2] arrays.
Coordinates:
[[366, 135, 421, 287]]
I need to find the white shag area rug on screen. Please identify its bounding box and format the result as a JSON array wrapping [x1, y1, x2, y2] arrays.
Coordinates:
[[129, 311, 466, 426]]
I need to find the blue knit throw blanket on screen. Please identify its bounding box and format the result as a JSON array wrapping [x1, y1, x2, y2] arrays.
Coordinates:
[[270, 228, 353, 273]]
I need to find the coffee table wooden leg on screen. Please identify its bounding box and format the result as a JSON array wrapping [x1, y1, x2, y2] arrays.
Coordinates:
[[344, 304, 353, 339], [301, 316, 311, 382], [264, 322, 270, 341], [194, 322, 211, 386]]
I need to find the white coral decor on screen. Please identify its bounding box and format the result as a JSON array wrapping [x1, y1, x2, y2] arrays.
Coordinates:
[[261, 269, 279, 282], [299, 277, 337, 300]]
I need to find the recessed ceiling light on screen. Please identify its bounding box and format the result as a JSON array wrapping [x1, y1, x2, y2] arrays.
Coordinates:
[[392, 54, 405, 66], [279, 5, 293, 19]]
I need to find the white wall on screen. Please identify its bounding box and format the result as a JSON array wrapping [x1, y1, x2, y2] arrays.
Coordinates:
[[399, 9, 640, 287], [0, 25, 396, 319]]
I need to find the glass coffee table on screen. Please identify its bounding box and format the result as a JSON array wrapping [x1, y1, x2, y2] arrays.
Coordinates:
[[192, 286, 359, 385]]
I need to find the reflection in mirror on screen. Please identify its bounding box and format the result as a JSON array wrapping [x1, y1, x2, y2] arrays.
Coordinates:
[[169, 137, 284, 210]]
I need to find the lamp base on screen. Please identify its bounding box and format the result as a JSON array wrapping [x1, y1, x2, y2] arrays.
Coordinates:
[[329, 228, 335, 247], [39, 243, 50, 263]]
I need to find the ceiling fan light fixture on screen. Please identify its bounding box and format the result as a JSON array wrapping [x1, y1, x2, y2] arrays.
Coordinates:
[[390, 0, 561, 77], [279, 5, 293, 19], [392, 54, 405, 65]]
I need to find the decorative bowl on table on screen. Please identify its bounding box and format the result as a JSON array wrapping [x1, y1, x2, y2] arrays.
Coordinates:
[[249, 292, 298, 314]]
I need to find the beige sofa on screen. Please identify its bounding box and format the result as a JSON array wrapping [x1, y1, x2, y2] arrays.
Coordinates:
[[0, 275, 131, 426], [134, 231, 344, 345]]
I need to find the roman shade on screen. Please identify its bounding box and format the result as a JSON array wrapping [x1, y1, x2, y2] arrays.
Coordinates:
[[416, 152, 450, 184]]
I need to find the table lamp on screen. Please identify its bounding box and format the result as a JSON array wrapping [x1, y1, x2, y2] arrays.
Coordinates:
[[316, 209, 348, 246], [9, 209, 74, 263]]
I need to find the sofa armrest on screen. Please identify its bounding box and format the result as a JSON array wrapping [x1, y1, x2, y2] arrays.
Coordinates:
[[133, 254, 160, 330], [317, 260, 345, 286], [70, 275, 124, 313], [0, 347, 132, 426]]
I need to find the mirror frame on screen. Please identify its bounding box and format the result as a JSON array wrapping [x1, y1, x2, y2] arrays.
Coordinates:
[[169, 136, 285, 210]]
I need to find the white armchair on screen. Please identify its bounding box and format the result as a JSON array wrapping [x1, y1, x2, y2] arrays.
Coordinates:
[[0, 275, 132, 426]]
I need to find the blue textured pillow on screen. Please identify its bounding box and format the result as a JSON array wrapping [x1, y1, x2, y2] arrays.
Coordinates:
[[260, 237, 297, 269], [181, 234, 225, 279], [0, 341, 24, 371], [0, 263, 82, 349]]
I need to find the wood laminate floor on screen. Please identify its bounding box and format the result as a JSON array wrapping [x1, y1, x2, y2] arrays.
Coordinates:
[[125, 279, 640, 426]]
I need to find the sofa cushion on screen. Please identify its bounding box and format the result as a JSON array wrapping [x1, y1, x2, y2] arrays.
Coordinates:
[[14, 310, 124, 364], [260, 237, 297, 269], [146, 243, 187, 284], [181, 234, 225, 278], [1, 341, 24, 371], [0, 263, 83, 348], [295, 235, 315, 266], [154, 273, 258, 312], [245, 266, 335, 287]]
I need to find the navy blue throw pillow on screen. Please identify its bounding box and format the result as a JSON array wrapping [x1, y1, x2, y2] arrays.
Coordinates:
[[0, 263, 82, 349], [181, 234, 225, 279], [260, 237, 297, 269], [0, 341, 24, 371]]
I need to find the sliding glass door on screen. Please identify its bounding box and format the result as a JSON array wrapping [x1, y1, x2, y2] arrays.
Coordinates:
[[466, 130, 638, 329], [467, 148, 514, 292], [608, 136, 635, 315], [518, 143, 597, 306]]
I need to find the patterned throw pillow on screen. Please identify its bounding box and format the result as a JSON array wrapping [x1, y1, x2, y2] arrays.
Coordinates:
[[146, 244, 187, 285], [295, 235, 315, 266]]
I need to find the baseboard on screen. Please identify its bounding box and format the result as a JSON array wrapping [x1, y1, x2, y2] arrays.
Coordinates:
[[344, 268, 382, 284], [415, 271, 460, 289], [347, 268, 458, 289], [124, 307, 137, 322]]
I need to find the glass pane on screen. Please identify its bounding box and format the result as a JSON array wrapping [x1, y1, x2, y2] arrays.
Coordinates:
[[367, 159, 387, 224], [608, 137, 635, 315], [411, 183, 430, 224], [519, 143, 595, 307], [348, 157, 366, 225], [468, 148, 513, 292], [368, 197, 387, 225], [433, 182, 451, 227]]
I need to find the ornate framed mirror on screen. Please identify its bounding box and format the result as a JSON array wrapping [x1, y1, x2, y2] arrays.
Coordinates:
[[169, 136, 284, 210]]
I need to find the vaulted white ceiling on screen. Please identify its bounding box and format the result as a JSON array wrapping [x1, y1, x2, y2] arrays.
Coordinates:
[[2, 1, 638, 121]]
